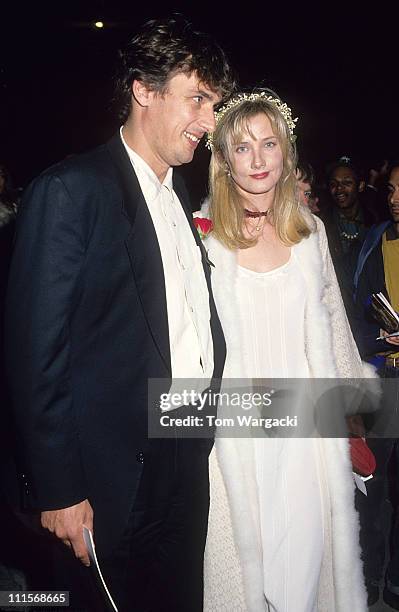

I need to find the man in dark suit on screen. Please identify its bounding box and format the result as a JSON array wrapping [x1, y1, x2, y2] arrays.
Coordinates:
[[4, 16, 234, 611]]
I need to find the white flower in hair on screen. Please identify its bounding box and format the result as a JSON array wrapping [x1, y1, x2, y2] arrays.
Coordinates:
[[206, 91, 298, 150]]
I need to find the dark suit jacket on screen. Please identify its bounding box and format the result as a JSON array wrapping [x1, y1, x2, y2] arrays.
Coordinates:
[[353, 228, 393, 360], [319, 201, 375, 331], [4, 133, 226, 556]]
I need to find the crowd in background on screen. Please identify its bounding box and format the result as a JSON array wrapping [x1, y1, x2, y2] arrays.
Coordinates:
[[1, 151, 399, 609], [296, 154, 399, 609]]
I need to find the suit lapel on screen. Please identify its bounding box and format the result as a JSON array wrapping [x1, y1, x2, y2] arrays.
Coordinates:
[[173, 179, 212, 287], [174, 178, 226, 380], [106, 133, 171, 375]]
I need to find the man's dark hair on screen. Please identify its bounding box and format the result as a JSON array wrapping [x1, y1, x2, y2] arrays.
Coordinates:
[[115, 15, 236, 122], [326, 156, 365, 184]]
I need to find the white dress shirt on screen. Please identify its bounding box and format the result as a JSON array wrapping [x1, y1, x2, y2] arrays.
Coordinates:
[[120, 129, 214, 381]]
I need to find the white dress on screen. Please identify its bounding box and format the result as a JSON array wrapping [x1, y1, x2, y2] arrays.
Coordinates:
[[205, 253, 326, 612], [202, 214, 372, 612]]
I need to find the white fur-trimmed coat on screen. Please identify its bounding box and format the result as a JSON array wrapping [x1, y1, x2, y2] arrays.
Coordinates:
[[202, 211, 375, 612]]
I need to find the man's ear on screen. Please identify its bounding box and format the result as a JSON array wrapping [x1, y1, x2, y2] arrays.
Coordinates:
[[358, 180, 365, 193], [132, 80, 153, 107]]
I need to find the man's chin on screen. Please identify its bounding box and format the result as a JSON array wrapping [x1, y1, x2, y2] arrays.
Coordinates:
[[177, 151, 195, 166], [334, 200, 350, 209]]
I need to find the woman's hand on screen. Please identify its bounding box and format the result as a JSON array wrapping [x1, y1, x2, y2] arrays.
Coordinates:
[[346, 414, 365, 438]]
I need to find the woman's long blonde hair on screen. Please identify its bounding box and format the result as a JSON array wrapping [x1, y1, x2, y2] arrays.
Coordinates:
[[208, 93, 312, 250]]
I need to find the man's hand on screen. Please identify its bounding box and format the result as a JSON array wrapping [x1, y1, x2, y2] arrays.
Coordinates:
[[41, 499, 93, 566], [380, 329, 399, 347]]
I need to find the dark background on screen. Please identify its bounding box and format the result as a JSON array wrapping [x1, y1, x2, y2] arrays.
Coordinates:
[[0, 1, 397, 206], [0, 1, 397, 597]]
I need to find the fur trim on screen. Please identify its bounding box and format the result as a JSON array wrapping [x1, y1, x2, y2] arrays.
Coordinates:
[[215, 437, 266, 611], [202, 207, 370, 610], [205, 235, 250, 378], [293, 231, 337, 377], [323, 438, 368, 610]]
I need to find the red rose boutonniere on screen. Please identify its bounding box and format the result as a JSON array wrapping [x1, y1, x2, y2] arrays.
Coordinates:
[[192, 212, 215, 268], [193, 214, 213, 241]]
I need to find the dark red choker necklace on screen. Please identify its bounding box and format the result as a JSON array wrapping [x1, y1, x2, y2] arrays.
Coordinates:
[[244, 208, 270, 218]]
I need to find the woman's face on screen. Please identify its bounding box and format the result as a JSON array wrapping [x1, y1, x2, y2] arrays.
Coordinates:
[[225, 113, 283, 203]]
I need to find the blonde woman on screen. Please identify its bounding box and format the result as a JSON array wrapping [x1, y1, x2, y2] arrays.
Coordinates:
[[201, 91, 375, 612]]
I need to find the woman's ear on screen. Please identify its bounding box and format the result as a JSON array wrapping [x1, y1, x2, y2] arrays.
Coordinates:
[[216, 152, 231, 176]]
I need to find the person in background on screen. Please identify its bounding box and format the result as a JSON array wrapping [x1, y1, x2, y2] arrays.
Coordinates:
[[0, 162, 17, 303], [353, 161, 399, 609], [365, 158, 391, 221], [0, 163, 18, 266], [320, 157, 379, 328], [0, 162, 23, 603], [0, 162, 18, 453], [296, 160, 320, 213]]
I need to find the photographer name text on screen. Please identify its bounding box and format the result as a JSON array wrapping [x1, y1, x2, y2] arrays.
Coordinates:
[[159, 414, 298, 428]]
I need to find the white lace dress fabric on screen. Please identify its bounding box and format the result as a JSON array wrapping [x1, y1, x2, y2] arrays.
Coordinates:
[[236, 254, 309, 378], [205, 253, 325, 612]]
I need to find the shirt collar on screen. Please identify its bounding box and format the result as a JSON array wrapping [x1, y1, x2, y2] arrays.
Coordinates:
[[119, 127, 174, 200]]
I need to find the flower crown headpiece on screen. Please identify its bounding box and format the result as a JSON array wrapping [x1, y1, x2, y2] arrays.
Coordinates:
[[206, 91, 298, 150]]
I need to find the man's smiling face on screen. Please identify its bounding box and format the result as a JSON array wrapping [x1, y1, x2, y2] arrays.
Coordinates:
[[140, 72, 221, 177], [328, 166, 362, 211]]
